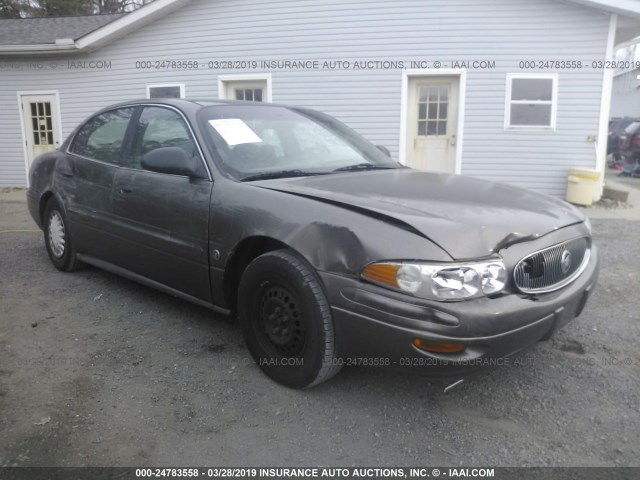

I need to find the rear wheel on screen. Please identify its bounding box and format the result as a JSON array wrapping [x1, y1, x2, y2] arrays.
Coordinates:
[[43, 198, 83, 272], [238, 249, 342, 388]]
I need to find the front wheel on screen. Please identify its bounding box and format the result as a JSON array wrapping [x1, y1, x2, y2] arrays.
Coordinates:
[[238, 249, 342, 388], [43, 198, 83, 272]]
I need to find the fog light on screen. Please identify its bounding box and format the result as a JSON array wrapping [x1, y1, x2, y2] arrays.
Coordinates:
[[412, 338, 466, 354]]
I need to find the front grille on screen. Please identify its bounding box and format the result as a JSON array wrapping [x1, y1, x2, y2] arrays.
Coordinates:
[[513, 237, 590, 294]]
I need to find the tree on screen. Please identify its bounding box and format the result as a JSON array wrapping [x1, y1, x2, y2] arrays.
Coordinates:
[[0, 0, 153, 18], [30, 0, 93, 16], [0, 0, 26, 18]]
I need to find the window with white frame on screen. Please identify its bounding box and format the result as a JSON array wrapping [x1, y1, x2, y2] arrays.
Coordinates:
[[505, 74, 557, 129], [146, 83, 185, 99], [234, 86, 264, 102], [218, 75, 272, 103]]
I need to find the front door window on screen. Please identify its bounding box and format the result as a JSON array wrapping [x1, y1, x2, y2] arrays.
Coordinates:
[[30, 102, 54, 146], [417, 86, 449, 136]]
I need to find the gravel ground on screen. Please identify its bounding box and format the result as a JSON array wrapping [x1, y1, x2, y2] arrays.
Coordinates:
[[0, 189, 638, 467]]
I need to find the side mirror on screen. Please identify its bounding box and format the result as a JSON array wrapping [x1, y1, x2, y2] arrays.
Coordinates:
[[376, 145, 391, 157], [141, 147, 198, 177]]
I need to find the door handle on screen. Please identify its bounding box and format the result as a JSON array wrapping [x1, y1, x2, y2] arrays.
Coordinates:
[[118, 187, 132, 194], [59, 170, 73, 178], [450, 134, 457, 146]]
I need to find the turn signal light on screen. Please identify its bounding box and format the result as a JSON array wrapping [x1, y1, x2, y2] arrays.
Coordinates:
[[412, 338, 466, 354], [361, 263, 400, 288]]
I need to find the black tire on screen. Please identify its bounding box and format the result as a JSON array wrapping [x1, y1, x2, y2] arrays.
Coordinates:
[[43, 198, 84, 272], [238, 249, 342, 388]]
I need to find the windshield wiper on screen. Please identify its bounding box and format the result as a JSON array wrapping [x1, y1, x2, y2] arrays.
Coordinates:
[[241, 169, 321, 182], [332, 163, 397, 172]]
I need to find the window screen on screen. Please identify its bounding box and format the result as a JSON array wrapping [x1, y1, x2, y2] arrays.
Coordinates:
[[148, 85, 183, 99], [507, 76, 556, 128], [235, 88, 264, 102]]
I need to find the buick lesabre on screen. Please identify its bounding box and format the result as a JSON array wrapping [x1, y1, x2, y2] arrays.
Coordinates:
[[27, 99, 599, 388]]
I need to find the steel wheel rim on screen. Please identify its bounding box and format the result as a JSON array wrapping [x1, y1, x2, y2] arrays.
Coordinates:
[[258, 285, 305, 356], [48, 211, 66, 258]]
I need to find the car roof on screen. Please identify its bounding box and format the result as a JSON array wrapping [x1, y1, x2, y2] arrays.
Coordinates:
[[94, 98, 310, 120], [103, 98, 299, 111]]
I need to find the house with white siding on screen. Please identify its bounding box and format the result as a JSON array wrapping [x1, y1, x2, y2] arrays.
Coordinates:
[[1, 0, 639, 199]]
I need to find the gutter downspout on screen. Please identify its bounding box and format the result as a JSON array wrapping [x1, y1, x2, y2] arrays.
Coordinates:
[[595, 13, 618, 201]]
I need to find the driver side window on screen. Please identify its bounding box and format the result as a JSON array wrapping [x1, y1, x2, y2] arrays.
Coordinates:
[[129, 106, 202, 171]]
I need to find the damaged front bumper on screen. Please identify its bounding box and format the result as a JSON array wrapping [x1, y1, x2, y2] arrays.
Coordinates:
[[320, 244, 599, 377]]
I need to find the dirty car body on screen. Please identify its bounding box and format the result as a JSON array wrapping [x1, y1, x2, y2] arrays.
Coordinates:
[[27, 99, 599, 388]]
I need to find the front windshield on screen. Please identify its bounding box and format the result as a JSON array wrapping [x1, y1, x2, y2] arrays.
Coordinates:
[[197, 104, 399, 181]]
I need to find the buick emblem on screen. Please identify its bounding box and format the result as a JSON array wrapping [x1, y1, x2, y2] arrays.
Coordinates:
[[560, 250, 572, 274]]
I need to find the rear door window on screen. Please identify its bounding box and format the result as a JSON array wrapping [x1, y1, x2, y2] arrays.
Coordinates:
[[70, 108, 135, 164]]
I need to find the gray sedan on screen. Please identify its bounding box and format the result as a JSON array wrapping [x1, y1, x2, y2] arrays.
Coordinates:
[[27, 99, 599, 388]]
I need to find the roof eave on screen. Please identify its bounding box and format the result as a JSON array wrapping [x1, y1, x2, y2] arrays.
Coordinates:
[[0, 43, 78, 55], [564, 0, 640, 19], [0, 0, 191, 57], [75, 0, 191, 50]]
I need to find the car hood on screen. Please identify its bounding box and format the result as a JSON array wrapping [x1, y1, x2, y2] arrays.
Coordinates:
[[252, 169, 585, 260]]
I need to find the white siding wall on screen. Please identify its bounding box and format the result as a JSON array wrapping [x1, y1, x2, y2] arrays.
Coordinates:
[[610, 68, 640, 118], [0, 0, 610, 195]]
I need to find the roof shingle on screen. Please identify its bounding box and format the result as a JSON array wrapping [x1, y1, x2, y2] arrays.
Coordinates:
[[0, 14, 125, 45]]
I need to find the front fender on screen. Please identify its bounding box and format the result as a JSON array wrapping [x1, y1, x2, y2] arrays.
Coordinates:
[[211, 180, 452, 277]]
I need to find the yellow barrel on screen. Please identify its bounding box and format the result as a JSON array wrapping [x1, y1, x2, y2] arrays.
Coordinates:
[[566, 168, 601, 206]]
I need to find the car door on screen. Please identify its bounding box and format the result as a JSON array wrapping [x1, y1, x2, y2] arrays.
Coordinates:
[[110, 105, 213, 302], [59, 107, 136, 263]]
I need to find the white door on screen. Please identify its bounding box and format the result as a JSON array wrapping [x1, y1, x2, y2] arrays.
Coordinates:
[[405, 76, 458, 173], [20, 93, 61, 171]]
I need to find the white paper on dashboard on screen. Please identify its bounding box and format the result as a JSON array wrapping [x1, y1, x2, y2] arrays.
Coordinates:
[[208, 119, 263, 146]]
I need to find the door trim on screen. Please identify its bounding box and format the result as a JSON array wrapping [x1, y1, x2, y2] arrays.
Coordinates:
[[76, 253, 230, 316], [399, 69, 466, 174], [17, 90, 63, 187]]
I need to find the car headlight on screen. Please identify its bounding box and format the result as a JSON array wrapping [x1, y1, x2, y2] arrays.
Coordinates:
[[584, 216, 592, 234], [361, 260, 507, 301]]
